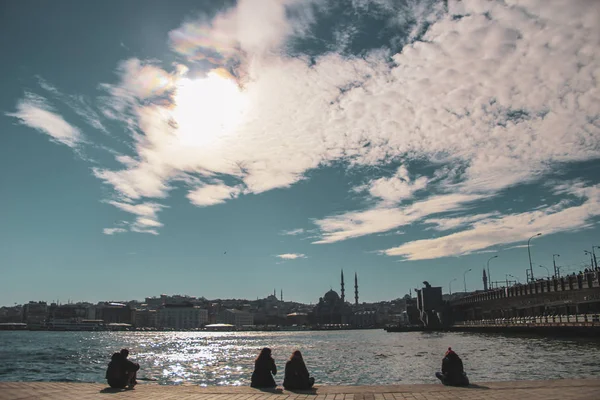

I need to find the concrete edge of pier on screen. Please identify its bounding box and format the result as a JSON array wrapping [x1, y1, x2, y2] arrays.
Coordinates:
[[1, 378, 599, 399]]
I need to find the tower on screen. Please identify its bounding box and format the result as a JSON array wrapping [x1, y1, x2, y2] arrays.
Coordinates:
[[340, 269, 345, 303], [354, 272, 359, 306], [483, 269, 488, 291], [280, 289, 283, 302]]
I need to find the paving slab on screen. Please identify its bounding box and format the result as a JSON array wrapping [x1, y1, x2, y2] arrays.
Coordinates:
[[0, 379, 598, 400]]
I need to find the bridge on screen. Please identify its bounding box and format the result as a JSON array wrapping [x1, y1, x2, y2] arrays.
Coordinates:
[[407, 270, 600, 331]]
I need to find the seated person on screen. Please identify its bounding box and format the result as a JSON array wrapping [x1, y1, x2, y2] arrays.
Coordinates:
[[251, 347, 277, 388], [435, 347, 469, 386], [105, 348, 140, 389], [283, 350, 315, 390]]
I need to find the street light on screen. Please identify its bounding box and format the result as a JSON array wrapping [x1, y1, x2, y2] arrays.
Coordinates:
[[584, 250, 594, 269], [449, 278, 457, 295], [592, 246, 600, 269], [553, 254, 560, 277], [538, 264, 550, 279], [528, 233, 542, 282], [508, 274, 521, 284], [487, 255, 498, 289], [463, 268, 472, 293]]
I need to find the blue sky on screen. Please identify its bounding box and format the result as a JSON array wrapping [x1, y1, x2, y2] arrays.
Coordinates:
[[1, 0, 600, 306]]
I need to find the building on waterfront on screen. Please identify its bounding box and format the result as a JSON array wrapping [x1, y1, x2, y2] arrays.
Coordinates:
[[310, 270, 361, 325], [311, 289, 351, 325], [22, 301, 48, 328], [415, 282, 446, 329], [217, 309, 254, 327], [350, 310, 377, 328], [135, 309, 158, 328], [96, 303, 135, 324], [157, 303, 208, 329], [0, 306, 22, 323]]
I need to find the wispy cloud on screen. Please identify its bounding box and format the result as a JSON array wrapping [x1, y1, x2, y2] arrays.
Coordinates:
[[103, 227, 127, 235], [380, 185, 600, 260], [106, 201, 165, 235], [280, 228, 305, 236], [7, 93, 82, 148], [187, 183, 242, 207], [276, 253, 307, 260], [313, 193, 484, 244]]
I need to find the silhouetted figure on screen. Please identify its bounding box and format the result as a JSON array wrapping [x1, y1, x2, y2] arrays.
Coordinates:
[[283, 350, 315, 390], [251, 348, 277, 388], [106, 349, 140, 389], [435, 347, 469, 386]]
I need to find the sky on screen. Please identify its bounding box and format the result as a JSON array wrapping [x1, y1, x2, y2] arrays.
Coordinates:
[[1, 0, 600, 306]]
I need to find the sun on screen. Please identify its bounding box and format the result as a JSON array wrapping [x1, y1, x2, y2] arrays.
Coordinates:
[[172, 69, 247, 148]]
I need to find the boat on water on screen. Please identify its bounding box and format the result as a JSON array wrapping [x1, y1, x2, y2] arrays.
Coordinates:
[[0, 322, 27, 330], [384, 325, 433, 332], [46, 319, 132, 331]]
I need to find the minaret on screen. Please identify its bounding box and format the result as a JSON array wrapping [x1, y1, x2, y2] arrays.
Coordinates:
[[280, 289, 283, 302], [483, 269, 488, 291], [273, 288, 276, 297], [354, 272, 359, 306], [340, 269, 345, 303]]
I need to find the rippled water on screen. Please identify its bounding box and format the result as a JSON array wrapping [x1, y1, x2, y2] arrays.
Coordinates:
[[1, 330, 599, 385]]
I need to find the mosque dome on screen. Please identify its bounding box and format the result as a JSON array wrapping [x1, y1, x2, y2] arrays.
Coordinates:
[[323, 289, 340, 304]]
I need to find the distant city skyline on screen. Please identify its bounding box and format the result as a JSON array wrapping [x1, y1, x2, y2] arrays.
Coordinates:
[[1, 0, 599, 306]]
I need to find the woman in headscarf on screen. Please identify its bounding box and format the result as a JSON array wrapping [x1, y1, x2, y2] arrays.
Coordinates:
[[283, 350, 315, 390], [250, 347, 277, 388], [435, 347, 469, 386]]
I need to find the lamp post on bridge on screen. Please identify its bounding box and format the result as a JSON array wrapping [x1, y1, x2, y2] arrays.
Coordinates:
[[487, 255, 498, 289], [553, 254, 560, 277], [538, 264, 550, 279], [508, 274, 521, 284], [528, 233, 542, 282], [592, 246, 599, 270], [584, 250, 594, 269], [449, 278, 457, 295], [463, 268, 472, 293]]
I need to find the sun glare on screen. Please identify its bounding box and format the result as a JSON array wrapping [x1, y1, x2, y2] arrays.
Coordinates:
[[173, 70, 247, 148]]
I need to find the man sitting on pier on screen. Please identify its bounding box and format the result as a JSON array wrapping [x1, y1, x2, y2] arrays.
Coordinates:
[[105, 349, 140, 389], [435, 347, 469, 386]]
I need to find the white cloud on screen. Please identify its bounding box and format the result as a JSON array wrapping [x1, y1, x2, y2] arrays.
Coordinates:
[[281, 228, 305, 236], [381, 185, 600, 260], [17, 0, 600, 243], [103, 227, 127, 235], [357, 166, 429, 204], [276, 253, 307, 260], [187, 183, 242, 207], [313, 193, 484, 244], [106, 201, 165, 234], [36, 76, 110, 135], [169, 0, 317, 66], [7, 94, 82, 148], [425, 212, 500, 232]]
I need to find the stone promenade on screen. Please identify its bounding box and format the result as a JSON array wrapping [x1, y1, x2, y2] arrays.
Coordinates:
[[1, 379, 598, 400]]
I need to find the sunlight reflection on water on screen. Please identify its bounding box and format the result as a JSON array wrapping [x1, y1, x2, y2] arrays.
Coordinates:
[[1, 330, 599, 385]]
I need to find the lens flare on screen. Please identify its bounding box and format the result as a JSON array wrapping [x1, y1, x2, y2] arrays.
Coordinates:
[[172, 69, 247, 148]]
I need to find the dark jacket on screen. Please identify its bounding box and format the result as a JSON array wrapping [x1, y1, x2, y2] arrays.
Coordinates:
[[441, 352, 468, 386], [250, 356, 277, 388], [106, 353, 139, 387], [283, 358, 312, 390]]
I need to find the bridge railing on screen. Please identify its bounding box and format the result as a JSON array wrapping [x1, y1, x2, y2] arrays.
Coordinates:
[[454, 314, 600, 326]]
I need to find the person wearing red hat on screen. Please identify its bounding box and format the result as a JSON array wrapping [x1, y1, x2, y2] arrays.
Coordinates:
[[435, 347, 469, 386]]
